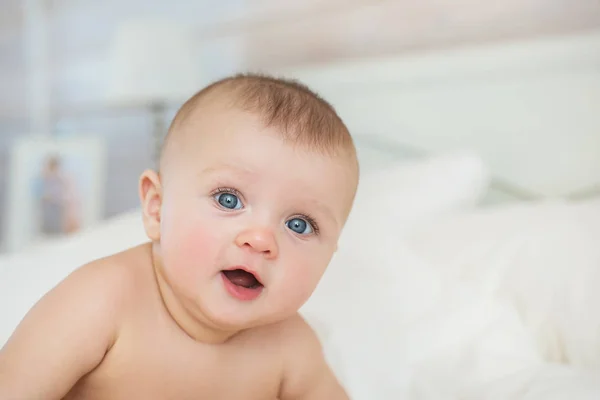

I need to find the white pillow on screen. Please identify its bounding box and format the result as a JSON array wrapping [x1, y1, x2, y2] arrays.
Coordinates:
[[303, 150, 490, 337], [339, 150, 489, 249]]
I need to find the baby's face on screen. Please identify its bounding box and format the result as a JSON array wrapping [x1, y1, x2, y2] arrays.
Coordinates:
[[155, 108, 357, 331]]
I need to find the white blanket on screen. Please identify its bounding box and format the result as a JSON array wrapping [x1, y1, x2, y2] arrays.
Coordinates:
[[304, 199, 600, 399]]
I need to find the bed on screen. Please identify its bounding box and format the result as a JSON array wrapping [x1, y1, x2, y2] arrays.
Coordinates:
[[2, 30, 600, 399]]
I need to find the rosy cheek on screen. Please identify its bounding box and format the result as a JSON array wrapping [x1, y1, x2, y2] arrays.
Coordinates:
[[161, 206, 221, 286]]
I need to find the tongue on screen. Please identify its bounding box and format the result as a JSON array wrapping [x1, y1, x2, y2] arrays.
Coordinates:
[[223, 270, 260, 288]]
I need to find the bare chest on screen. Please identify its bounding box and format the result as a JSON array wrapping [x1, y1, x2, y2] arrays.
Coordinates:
[[64, 329, 282, 400]]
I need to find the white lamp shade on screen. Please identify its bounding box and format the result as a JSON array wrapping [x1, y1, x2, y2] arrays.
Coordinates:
[[106, 18, 203, 106]]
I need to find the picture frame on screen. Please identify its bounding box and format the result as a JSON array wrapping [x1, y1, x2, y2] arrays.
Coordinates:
[[2, 135, 107, 253]]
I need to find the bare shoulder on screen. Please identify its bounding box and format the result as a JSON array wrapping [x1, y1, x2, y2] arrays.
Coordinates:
[[0, 243, 154, 399], [276, 314, 349, 400], [274, 313, 324, 354], [61, 244, 151, 313], [275, 313, 325, 369], [247, 313, 320, 355], [90, 243, 155, 294], [4, 243, 151, 349]]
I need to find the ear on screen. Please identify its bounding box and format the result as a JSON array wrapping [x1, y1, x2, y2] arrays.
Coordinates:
[[139, 169, 163, 241]]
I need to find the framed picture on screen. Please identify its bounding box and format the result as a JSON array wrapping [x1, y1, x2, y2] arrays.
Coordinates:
[[2, 135, 107, 253]]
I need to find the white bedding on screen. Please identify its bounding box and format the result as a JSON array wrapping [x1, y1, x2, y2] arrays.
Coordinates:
[[311, 198, 600, 399], [1, 152, 600, 399]]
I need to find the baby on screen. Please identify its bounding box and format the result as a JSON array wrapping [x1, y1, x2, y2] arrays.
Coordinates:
[[0, 74, 359, 399]]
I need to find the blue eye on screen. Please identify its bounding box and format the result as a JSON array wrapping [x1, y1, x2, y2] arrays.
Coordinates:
[[286, 218, 314, 235], [215, 192, 242, 210]]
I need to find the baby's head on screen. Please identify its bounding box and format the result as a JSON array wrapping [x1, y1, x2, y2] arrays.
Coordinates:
[[140, 74, 358, 339]]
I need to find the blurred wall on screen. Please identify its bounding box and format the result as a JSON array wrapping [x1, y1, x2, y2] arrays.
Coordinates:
[[1, 0, 599, 247], [242, 0, 600, 68], [1, 0, 28, 246]]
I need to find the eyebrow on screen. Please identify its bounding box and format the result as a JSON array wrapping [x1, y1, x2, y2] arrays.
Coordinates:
[[304, 199, 340, 229], [199, 164, 256, 178]]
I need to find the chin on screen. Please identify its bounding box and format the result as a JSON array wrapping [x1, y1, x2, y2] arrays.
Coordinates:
[[206, 312, 265, 333], [203, 302, 293, 332]]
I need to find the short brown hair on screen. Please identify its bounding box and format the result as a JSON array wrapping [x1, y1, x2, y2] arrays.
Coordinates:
[[161, 73, 356, 164]]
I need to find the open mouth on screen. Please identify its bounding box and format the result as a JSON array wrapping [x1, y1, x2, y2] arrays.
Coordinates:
[[222, 269, 263, 290], [221, 268, 264, 301]]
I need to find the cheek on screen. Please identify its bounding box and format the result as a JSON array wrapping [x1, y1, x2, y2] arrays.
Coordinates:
[[160, 202, 222, 285], [277, 247, 332, 306]]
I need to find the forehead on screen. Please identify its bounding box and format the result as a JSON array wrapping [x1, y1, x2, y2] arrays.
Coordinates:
[[170, 107, 357, 219]]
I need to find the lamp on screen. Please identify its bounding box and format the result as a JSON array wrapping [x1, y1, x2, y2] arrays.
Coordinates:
[[106, 18, 203, 162]]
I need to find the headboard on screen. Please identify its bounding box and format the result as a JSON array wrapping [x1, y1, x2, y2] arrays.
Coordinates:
[[271, 29, 600, 203]]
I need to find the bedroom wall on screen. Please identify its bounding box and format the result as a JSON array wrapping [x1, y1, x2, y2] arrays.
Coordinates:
[[40, 0, 600, 109], [0, 1, 250, 245], [0, 0, 28, 249], [0, 0, 599, 249]]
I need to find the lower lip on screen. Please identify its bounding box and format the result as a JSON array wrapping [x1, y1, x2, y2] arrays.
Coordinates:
[[220, 272, 264, 301]]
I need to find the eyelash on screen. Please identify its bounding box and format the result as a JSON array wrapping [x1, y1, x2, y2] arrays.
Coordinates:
[[294, 213, 320, 235], [210, 187, 320, 235], [211, 186, 243, 199]]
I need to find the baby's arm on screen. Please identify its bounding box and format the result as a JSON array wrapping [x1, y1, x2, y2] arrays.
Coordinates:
[[279, 316, 349, 400], [0, 262, 122, 399]]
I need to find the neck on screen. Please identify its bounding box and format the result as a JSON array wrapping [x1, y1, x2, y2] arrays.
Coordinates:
[[150, 244, 239, 344]]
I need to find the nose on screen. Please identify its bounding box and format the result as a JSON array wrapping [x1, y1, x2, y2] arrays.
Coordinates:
[[234, 227, 279, 259]]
